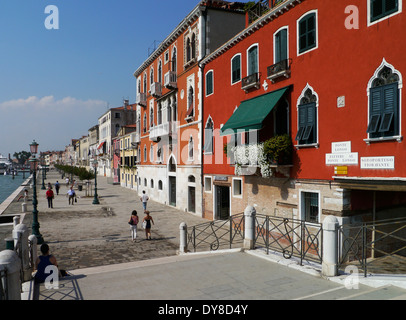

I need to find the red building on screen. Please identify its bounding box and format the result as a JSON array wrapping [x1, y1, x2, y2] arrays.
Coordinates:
[[133, 0, 246, 216], [201, 0, 406, 224]]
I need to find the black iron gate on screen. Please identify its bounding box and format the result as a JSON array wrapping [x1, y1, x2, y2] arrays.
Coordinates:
[[254, 214, 323, 265], [338, 217, 406, 276]]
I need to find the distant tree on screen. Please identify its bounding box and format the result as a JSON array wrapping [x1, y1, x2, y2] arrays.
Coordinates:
[[13, 151, 32, 165]]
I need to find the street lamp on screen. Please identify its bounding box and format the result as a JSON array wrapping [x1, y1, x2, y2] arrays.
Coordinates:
[[29, 140, 44, 244], [92, 158, 100, 204]]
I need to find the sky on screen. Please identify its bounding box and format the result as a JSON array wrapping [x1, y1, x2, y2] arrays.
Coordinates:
[[0, 0, 250, 157]]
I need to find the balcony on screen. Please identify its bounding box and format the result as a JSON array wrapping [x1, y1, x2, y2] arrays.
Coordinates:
[[136, 93, 147, 107], [267, 59, 291, 83], [150, 82, 162, 98], [241, 73, 260, 92], [164, 71, 177, 89], [131, 132, 140, 146], [149, 121, 175, 141]]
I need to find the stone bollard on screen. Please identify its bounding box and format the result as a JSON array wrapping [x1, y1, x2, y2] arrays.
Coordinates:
[[21, 203, 27, 213], [13, 224, 32, 282], [13, 216, 20, 227], [244, 206, 256, 250], [28, 235, 38, 272], [179, 222, 188, 254], [322, 215, 340, 277], [0, 250, 22, 300]]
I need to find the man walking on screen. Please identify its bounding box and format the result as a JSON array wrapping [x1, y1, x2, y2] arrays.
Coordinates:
[[140, 190, 149, 210]]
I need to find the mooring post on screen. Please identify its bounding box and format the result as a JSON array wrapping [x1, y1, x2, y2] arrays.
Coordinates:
[[244, 206, 256, 250]]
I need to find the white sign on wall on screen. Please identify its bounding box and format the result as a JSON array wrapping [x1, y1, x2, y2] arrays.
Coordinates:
[[331, 141, 351, 154], [360, 156, 395, 169], [326, 153, 359, 165]]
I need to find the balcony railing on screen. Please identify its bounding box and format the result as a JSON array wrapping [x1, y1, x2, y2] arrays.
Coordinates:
[[241, 73, 260, 91], [149, 121, 175, 141], [150, 82, 162, 98], [136, 93, 147, 107], [248, 0, 287, 24], [267, 59, 291, 83], [164, 71, 177, 89]]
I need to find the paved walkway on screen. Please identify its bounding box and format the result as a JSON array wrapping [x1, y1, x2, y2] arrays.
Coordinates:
[[3, 169, 406, 301]]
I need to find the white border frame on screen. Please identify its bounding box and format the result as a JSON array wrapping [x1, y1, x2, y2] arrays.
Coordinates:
[[231, 53, 242, 86], [232, 177, 243, 199], [299, 189, 321, 224], [246, 43, 259, 76], [296, 10, 318, 57], [273, 26, 289, 64], [205, 69, 214, 97]]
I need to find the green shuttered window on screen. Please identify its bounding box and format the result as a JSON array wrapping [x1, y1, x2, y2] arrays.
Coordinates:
[[296, 102, 317, 145], [367, 82, 399, 138], [275, 28, 288, 63], [232, 55, 241, 84], [298, 13, 316, 54], [206, 71, 213, 96], [371, 0, 399, 22]]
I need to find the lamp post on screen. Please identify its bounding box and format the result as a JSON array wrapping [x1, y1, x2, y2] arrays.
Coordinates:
[[41, 162, 46, 190], [92, 158, 100, 204], [29, 140, 44, 244]]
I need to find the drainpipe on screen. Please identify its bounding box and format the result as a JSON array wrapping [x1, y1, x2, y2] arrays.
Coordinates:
[[198, 5, 207, 218]]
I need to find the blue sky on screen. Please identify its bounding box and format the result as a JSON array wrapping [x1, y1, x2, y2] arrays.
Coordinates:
[[0, 0, 247, 156]]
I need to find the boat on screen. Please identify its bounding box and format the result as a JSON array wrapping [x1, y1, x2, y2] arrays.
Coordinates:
[[0, 154, 11, 174]]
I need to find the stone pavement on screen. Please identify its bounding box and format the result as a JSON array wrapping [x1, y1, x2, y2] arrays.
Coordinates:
[[4, 169, 208, 270], [3, 169, 406, 301]]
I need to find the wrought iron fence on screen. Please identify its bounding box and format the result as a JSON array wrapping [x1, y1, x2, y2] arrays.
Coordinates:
[[187, 213, 245, 252], [254, 214, 323, 265], [338, 217, 406, 277]]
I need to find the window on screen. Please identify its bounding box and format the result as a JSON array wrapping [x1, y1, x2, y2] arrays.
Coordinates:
[[188, 137, 194, 160], [143, 73, 147, 92], [158, 60, 162, 83], [204, 176, 212, 192], [370, 0, 399, 22], [231, 54, 241, 84], [143, 145, 147, 162], [150, 145, 154, 162], [172, 47, 177, 72], [301, 192, 319, 223], [298, 12, 317, 54], [150, 179, 154, 188], [143, 113, 147, 133], [186, 87, 194, 118], [150, 68, 154, 85], [206, 70, 214, 96], [158, 180, 163, 190], [204, 117, 214, 154], [274, 28, 288, 63], [157, 103, 162, 125], [232, 178, 242, 197], [367, 65, 400, 139], [296, 87, 318, 145], [247, 45, 258, 76]]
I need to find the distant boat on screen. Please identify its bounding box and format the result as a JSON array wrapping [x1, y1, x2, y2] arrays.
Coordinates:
[[0, 154, 11, 174]]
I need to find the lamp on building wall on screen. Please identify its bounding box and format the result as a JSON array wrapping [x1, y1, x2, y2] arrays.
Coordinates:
[[29, 140, 44, 244], [92, 158, 100, 205]]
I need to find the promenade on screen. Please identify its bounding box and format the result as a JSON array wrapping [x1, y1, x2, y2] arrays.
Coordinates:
[[2, 169, 406, 301]]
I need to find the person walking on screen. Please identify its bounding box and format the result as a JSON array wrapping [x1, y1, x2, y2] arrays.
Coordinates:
[[46, 186, 54, 208], [143, 210, 154, 240], [140, 190, 149, 210], [54, 181, 60, 195], [128, 210, 139, 242], [67, 186, 76, 205]]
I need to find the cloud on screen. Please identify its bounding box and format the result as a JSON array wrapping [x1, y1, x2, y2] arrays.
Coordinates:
[[0, 96, 108, 155]]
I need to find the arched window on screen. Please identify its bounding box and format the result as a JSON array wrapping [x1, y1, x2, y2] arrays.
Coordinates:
[[188, 175, 195, 183], [295, 85, 318, 145], [157, 103, 162, 125], [158, 60, 162, 83], [188, 137, 194, 160], [150, 106, 154, 128], [150, 67, 154, 85], [247, 45, 258, 76], [172, 47, 177, 72], [367, 60, 401, 139], [186, 87, 194, 118], [143, 113, 147, 133], [143, 73, 147, 92], [186, 38, 191, 62], [191, 33, 196, 60], [204, 117, 214, 153]]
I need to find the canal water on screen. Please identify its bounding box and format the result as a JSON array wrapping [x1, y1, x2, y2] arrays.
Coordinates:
[[0, 173, 28, 204]]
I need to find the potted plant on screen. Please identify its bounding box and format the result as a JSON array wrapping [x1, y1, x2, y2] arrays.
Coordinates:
[[263, 134, 293, 165]]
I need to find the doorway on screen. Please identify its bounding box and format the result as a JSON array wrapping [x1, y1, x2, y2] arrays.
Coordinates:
[[188, 186, 196, 213], [169, 176, 176, 206], [216, 186, 230, 220]]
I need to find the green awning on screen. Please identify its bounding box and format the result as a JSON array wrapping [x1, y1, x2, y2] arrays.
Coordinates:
[[220, 86, 289, 135]]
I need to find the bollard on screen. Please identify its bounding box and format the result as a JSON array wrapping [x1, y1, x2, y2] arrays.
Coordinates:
[[179, 222, 188, 254], [28, 235, 38, 272], [244, 206, 256, 250], [21, 203, 27, 213], [322, 215, 340, 277], [13, 224, 31, 282], [0, 250, 22, 300], [13, 216, 20, 227], [5, 238, 14, 250]]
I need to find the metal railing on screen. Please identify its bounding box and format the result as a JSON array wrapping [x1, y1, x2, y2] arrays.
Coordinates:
[[241, 72, 260, 91], [247, 0, 287, 24], [254, 214, 323, 265], [267, 59, 291, 82], [338, 217, 406, 277], [187, 213, 245, 252]]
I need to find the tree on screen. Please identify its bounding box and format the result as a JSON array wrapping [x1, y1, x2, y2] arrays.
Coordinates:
[[13, 151, 32, 165]]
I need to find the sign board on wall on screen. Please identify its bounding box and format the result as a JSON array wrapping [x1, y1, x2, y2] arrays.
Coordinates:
[[360, 157, 395, 169], [326, 141, 358, 166]]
